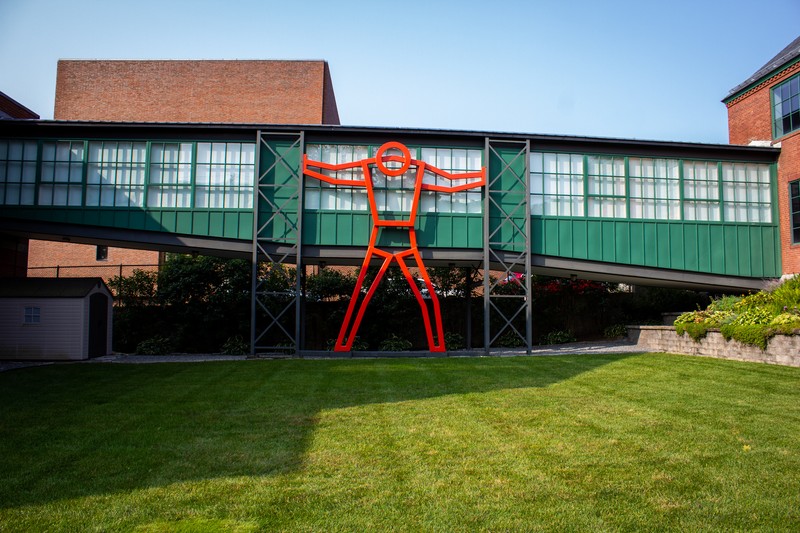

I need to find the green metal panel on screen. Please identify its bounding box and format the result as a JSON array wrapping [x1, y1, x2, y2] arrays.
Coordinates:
[[737, 227, 751, 277], [709, 226, 726, 273], [667, 225, 682, 270], [602, 222, 616, 263], [683, 224, 698, 272], [629, 222, 644, 265], [571, 220, 587, 259], [193, 211, 209, 235], [643, 223, 657, 267], [586, 221, 602, 260], [615, 222, 630, 264], [176, 212, 192, 234], [161, 211, 176, 233]]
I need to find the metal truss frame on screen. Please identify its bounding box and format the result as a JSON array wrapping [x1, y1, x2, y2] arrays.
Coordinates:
[[483, 138, 532, 354], [250, 131, 304, 355]]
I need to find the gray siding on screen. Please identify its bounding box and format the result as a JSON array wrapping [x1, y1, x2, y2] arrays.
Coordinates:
[[0, 298, 86, 360]]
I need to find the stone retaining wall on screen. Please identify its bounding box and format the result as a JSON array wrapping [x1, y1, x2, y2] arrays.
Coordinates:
[[627, 325, 800, 367]]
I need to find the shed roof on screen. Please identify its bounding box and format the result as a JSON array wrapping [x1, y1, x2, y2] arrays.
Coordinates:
[[725, 35, 800, 100], [0, 277, 109, 298]]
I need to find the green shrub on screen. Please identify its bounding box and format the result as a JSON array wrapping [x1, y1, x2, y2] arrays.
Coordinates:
[[379, 334, 413, 351], [221, 336, 250, 355], [769, 275, 800, 315], [542, 330, 577, 345], [497, 330, 525, 348], [326, 337, 369, 351], [444, 332, 465, 350], [720, 324, 773, 351], [136, 336, 174, 355], [603, 324, 628, 339], [707, 295, 742, 313], [675, 322, 712, 342], [730, 306, 773, 326]]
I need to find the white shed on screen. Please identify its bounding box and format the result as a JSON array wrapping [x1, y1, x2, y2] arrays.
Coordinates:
[[0, 277, 113, 361]]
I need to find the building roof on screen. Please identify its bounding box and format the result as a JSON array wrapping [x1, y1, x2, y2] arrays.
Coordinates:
[[0, 277, 109, 298], [725, 35, 800, 100], [0, 90, 39, 119]]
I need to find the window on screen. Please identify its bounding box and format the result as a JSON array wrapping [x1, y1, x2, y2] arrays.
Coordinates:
[[24, 306, 40, 324], [419, 147, 482, 214], [773, 74, 800, 138], [587, 156, 626, 218], [305, 144, 370, 212], [530, 152, 584, 216], [96, 245, 108, 261], [304, 144, 483, 215], [195, 143, 255, 209], [0, 140, 37, 205], [86, 142, 147, 207], [721, 163, 772, 223], [683, 161, 720, 221], [39, 141, 84, 206], [147, 143, 193, 208], [791, 180, 800, 244], [629, 158, 680, 220]]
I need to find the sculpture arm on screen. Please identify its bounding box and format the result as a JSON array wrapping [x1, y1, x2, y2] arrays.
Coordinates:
[[303, 155, 369, 187], [419, 162, 486, 193]]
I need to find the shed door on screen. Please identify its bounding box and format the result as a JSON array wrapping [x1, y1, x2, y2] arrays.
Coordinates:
[[88, 293, 108, 357]]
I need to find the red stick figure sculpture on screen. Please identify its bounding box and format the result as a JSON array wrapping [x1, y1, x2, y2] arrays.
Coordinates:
[[303, 142, 485, 352]]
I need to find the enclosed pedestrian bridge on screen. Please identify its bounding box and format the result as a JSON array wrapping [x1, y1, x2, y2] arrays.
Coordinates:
[[0, 121, 782, 352]]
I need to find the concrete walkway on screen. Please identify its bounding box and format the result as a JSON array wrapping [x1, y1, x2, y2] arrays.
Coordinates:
[[0, 340, 644, 371]]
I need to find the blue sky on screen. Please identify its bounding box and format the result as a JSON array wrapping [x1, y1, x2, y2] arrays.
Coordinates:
[[1, 0, 798, 144]]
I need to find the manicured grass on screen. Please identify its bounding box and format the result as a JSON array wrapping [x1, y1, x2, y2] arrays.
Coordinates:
[[1, 353, 799, 531]]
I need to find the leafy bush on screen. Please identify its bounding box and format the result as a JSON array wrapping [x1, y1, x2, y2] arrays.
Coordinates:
[[444, 332, 465, 350], [221, 336, 250, 355], [707, 295, 742, 313], [720, 324, 773, 351], [325, 337, 369, 351], [770, 313, 800, 330], [674, 276, 800, 350], [542, 330, 577, 345], [497, 330, 525, 348], [769, 275, 800, 315], [136, 336, 174, 355], [603, 324, 628, 339], [306, 268, 356, 301], [379, 334, 413, 351]]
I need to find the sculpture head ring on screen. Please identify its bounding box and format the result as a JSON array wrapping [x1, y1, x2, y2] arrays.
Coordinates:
[[375, 141, 412, 177]]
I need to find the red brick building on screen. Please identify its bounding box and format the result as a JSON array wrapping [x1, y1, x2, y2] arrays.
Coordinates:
[[54, 60, 339, 124], [724, 36, 800, 276], [28, 60, 340, 277]]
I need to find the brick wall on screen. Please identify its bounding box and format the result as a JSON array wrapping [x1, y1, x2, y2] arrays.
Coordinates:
[[628, 326, 800, 367], [727, 62, 800, 275], [27, 241, 160, 281], [54, 59, 340, 125]]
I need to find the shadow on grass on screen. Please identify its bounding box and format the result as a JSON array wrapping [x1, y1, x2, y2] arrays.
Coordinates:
[[0, 354, 629, 509]]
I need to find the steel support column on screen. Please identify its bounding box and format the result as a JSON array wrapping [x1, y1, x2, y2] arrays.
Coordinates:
[[251, 131, 304, 355], [484, 138, 532, 354]]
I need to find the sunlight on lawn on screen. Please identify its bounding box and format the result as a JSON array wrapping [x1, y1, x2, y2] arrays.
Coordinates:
[[1, 353, 798, 531]]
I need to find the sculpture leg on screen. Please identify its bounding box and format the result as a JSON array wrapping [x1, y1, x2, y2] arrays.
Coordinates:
[[334, 229, 393, 351], [397, 230, 446, 352]]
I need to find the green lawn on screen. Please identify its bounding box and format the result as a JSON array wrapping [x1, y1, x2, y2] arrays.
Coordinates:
[[1, 353, 799, 532]]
